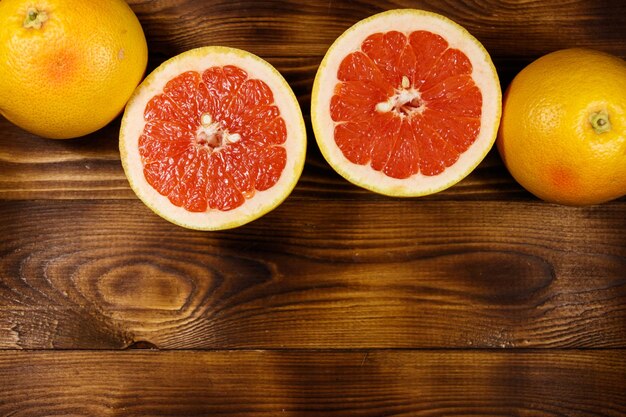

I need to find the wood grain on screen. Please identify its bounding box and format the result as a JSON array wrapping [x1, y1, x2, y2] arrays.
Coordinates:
[[1, 1, 625, 201], [1, 350, 625, 416], [0, 116, 524, 201], [127, 0, 626, 59], [2, 198, 625, 349], [1, 0, 626, 415]]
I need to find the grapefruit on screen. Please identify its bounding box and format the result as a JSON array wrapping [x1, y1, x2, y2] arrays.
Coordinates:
[[120, 46, 306, 230], [311, 9, 501, 196], [497, 48, 626, 206], [0, 0, 148, 139]]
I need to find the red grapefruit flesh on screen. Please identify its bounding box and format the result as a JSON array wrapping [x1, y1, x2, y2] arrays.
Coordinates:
[[120, 47, 306, 230], [312, 9, 501, 196]]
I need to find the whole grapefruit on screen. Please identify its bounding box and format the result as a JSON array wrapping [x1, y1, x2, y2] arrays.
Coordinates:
[[497, 48, 626, 205], [0, 0, 148, 139]]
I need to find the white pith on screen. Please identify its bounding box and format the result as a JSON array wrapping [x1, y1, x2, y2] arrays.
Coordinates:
[[120, 46, 306, 230], [195, 112, 241, 151], [311, 9, 501, 196], [375, 78, 424, 117]]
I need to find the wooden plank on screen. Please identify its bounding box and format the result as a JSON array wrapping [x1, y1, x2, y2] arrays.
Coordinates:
[[0, 116, 522, 201], [127, 0, 626, 59], [1, 1, 625, 200], [2, 199, 625, 349], [0, 118, 132, 200], [0, 350, 624, 416]]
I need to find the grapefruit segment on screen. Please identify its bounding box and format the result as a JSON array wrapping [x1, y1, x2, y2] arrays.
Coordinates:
[[139, 122, 193, 162], [330, 81, 387, 122], [408, 31, 449, 88], [254, 145, 288, 191], [361, 31, 414, 87], [312, 9, 501, 196], [422, 109, 481, 154], [370, 114, 403, 172], [145, 94, 189, 127], [336, 52, 393, 94], [120, 46, 306, 230], [420, 48, 473, 91], [334, 122, 373, 165], [383, 119, 420, 179], [162, 71, 201, 127], [206, 152, 245, 212]]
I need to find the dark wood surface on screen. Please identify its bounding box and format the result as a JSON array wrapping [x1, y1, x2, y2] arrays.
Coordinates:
[[1, 351, 625, 416], [1, 0, 625, 415]]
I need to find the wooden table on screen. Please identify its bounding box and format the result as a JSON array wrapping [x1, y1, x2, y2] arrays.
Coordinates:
[[1, 1, 625, 415]]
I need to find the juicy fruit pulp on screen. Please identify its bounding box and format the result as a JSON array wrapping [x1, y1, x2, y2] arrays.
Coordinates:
[[332, 30, 481, 179], [120, 46, 306, 230], [141, 66, 287, 212], [312, 9, 501, 197]]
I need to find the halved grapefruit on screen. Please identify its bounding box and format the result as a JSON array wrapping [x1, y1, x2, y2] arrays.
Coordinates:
[[311, 9, 501, 196], [120, 47, 306, 230]]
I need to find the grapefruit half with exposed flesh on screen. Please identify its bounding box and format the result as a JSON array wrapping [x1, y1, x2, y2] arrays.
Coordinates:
[[120, 47, 306, 230], [311, 9, 501, 196]]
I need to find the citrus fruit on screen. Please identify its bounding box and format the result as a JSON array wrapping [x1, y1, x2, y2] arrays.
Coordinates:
[[0, 0, 148, 139], [497, 48, 626, 206], [120, 46, 307, 230], [311, 9, 501, 196]]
